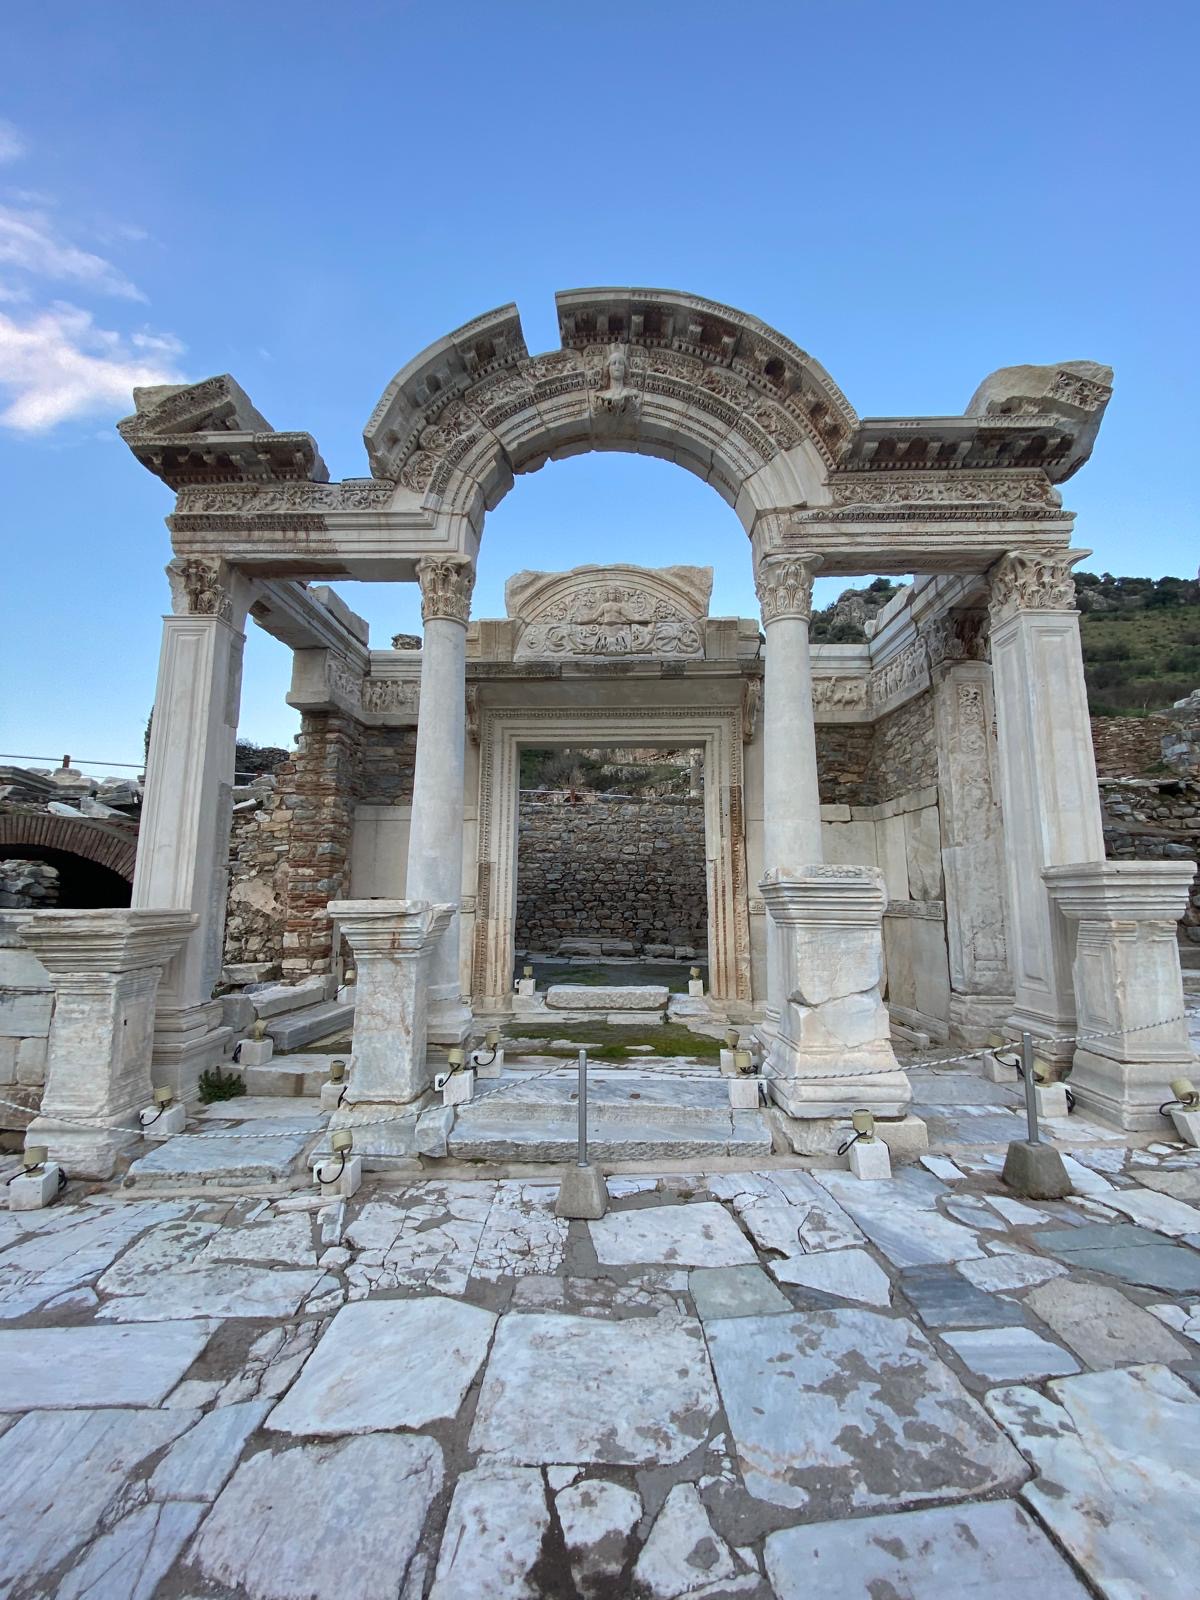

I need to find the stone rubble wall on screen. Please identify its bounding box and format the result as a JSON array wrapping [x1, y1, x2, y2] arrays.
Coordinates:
[[1090, 715, 1172, 778], [1100, 778, 1200, 944], [515, 794, 708, 956], [0, 859, 59, 910], [871, 692, 938, 805], [0, 912, 50, 1127]]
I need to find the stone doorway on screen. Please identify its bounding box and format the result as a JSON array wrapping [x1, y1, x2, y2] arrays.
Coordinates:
[[513, 745, 709, 981]]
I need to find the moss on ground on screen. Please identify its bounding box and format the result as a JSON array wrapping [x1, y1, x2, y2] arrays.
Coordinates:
[[506, 1019, 722, 1061]]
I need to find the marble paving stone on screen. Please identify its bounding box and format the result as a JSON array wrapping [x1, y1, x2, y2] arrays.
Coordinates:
[[985, 1195, 1053, 1226], [1030, 1223, 1200, 1292], [814, 1172, 986, 1268], [199, 1210, 318, 1265], [125, 1131, 316, 1186], [0, 1322, 212, 1409], [189, 1433, 443, 1600], [900, 1264, 1026, 1329], [941, 1327, 1079, 1383], [589, 1202, 756, 1268], [1024, 1279, 1191, 1368], [764, 1499, 1091, 1600], [150, 1400, 269, 1501], [921, 1155, 966, 1182], [555, 1478, 642, 1594], [689, 1264, 791, 1319], [343, 1184, 494, 1298], [96, 1217, 221, 1294], [1148, 1301, 1200, 1344], [98, 1262, 323, 1321], [957, 1251, 1067, 1292], [470, 1312, 717, 1465], [1139, 1169, 1200, 1200], [986, 1366, 1200, 1599], [1098, 1186, 1200, 1238], [0, 1199, 188, 1318], [57, 1500, 206, 1600], [768, 1248, 892, 1307], [472, 1180, 569, 1279], [633, 1482, 737, 1598], [269, 1297, 496, 1435], [707, 1171, 863, 1255], [943, 1196, 1006, 1231], [215, 1319, 325, 1406], [1058, 1155, 1116, 1199], [705, 1310, 1026, 1514], [0, 1407, 197, 1591], [1068, 1147, 1128, 1175], [429, 1465, 550, 1600]]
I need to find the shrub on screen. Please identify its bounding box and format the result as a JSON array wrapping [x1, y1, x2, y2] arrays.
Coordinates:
[[198, 1066, 247, 1103]]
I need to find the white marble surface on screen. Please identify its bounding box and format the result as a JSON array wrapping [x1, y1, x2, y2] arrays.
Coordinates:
[[589, 1202, 757, 1268], [765, 1499, 1091, 1599], [633, 1482, 737, 1597], [941, 1326, 1080, 1383], [470, 1312, 717, 1465], [706, 1309, 1025, 1512], [768, 1247, 892, 1306], [986, 1366, 1200, 1599], [814, 1171, 986, 1267], [269, 1297, 495, 1434], [429, 1465, 549, 1600], [0, 1322, 213, 1409], [556, 1478, 642, 1592]]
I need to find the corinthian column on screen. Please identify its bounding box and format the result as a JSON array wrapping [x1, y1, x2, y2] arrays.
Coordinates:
[[405, 555, 475, 1045], [987, 550, 1104, 1055], [755, 552, 823, 1025]]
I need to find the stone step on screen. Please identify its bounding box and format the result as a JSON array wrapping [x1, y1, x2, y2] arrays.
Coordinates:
[[460, 1069, 739, 1127], [250, 977, 332, 1020], [265, 1001, 354, 1052], [446, 1110, 772, 1163], [243, 1058, 329, 1097], [124, 1104, 325, 1192]]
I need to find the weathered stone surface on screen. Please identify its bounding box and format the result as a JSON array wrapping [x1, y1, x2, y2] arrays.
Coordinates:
[[689, 1264, 791, 1320], [555, 1478, 642, 1594], [1030, 1222, 1200, 1292], [986, 1366, 1200, 1599], [149, 1399, 268, 1500], [708, 1170, 864, 1255], [900, 1264, 1027, 1329], [57, 1500, 207, 1600], [0, 1198, 189, 1317], [814, 1171, 985, 1267], [706, 1310, 1026, 1513], [98, 1262, 322, 1321], [769, 1247, 892, 1307], [470, 1312, 717, 1465], [957, 1251, 1067, 1292], [0, 1408, 197, 1592], [268, 1298, 496, 1434], [415, 1102, 456, 1158], [633, 1482, 736, 1597], [546, 984, 669, 1010], [765, 1499, 1091, 1600], [1024, 1278, 1191, 1368], [589, 1202, 756, 1268], [429, 1465, 550, 1600], [189, 1433, 443, 1599], [0, 1322, 213, 1409], [125, 1130, 315, 1188], [941, 1327, 1079, 1383]]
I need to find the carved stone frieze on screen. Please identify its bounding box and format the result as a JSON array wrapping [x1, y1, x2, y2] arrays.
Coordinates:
[[987, 551, 1078, 624], [869, 637, 929, 713], [812, 675, 869, 711], [174, 480, 395, 516], [416, 556, 476, 626], [754, 554, 821, 625], [508, 563, 711, 661], [921, 609, 990, 668], [361, 677, 419, 715], [165, 557, 233, 622], [741, 678, 762, 742], [829, 472, 1060, 509]]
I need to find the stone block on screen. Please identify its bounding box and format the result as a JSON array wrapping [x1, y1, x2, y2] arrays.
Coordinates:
[[266, 1000, 354, 1051], [219, 994, 255, 1034], [0, 1037, 15, 1085], [875, 1114, 929, 1158], [729, 1076, 763, 1110], [607, 1010, 665, 1025], [319, 1080, 346, 1113], [0, 991, 53, 1037], [555, 1164, 609, 1219], [15, 1036, 47, 1086], [984, 1049, 1018, 1084], [250, 977, 329, 1019], [470, 1045, 504, 1078], [314, 1152, 362, 1198], [719, 1048, 736, 1074], [688, 979, 705, 996], [140, 1102, 187, 1141], [1003, 1139, 1073, 1200], [547, 985, 669, 1010], [515, 978, 536, 998], [8, 1163, 61, 1210], [1171, 1106, 1200, 1147], [1035, 1083, 1070, 1118], [415, 1104, 455, 1158], [237, 1037, 274, 1067], [849, 1139, 892, 1179], [442, 1069, 475, 1106]]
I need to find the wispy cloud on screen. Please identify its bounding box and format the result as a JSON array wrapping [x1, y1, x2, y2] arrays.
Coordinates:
[[0, 120, 26, 165], [0, 303, 185, 431], [0, 117, 190, 434], [0, 203, 147, 301]]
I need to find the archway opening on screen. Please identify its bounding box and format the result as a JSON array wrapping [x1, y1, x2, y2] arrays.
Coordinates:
[[0, 847, 132, 909]]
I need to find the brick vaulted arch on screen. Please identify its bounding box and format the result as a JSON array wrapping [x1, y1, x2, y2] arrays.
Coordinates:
[[0, 809, 138, 882]]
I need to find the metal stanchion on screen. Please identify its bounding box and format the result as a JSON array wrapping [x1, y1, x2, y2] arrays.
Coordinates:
[[555, 1047, 608, 1219], [1020, 1031, 1040, 1145], [1001, 1028, 1070, 1200]]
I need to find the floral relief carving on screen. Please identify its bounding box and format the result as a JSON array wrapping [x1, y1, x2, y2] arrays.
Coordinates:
[[922, 609, 989, 668], [987, 551, 1077, 623], [166, 557, 233, 621], [829, 473, 1060, 510], [754, 554, 821, 624], [416, 556, 476, 626]]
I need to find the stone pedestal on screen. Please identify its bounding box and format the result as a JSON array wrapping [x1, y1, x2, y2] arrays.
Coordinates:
[[21, 910, 197, 1178], [442, 1069, 475, 1107], [760, 866, 911, 1117], [405, 558, 475, 1046], [1044, 861, 1198, 1130], [988, 553, 1105, 1059], [237, 1037, 274, 1067], [728, 1076, 762, 1110], [8, 1164, 61, 1210], [848, 1139, 892, 1180], [314, 1153, 362, 1198], [326, 899, 454, 1160], [516, 978, 536, 998], [1170, 1106, 1200, 1147], [139, 1101, 187, 1141], [133, 563, 248, 1100]]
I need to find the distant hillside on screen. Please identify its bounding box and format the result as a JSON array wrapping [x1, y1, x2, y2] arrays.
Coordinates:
[[817, 573, 1200, 717]]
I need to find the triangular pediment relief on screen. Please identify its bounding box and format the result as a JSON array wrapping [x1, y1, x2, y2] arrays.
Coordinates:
[[505, 564, 712, 660]]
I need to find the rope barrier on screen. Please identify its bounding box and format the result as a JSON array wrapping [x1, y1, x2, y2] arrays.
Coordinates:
[[2, 1007, 1194, 1145]]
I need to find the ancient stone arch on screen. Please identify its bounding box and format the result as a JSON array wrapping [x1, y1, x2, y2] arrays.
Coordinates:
[[0, 811, 137, 881]]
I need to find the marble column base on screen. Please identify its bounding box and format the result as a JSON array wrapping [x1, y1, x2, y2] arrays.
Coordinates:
[[150, 999, 231, 1105], [947, 993, 1016, 1048], [761, 866, 912, 1120], [425, 983, 473, 1048]]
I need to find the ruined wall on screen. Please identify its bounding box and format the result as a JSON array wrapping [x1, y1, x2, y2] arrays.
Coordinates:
[[515, 795, 708, 955], [358, 728, 418, 805], [1090, 715, 1171, 778], [872, 691, 938, 804], [815, 725, 876, 808]]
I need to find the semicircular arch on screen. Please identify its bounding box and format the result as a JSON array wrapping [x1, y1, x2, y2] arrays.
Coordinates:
[[0, 812, 138, 882], [365, 288, 856, 545]]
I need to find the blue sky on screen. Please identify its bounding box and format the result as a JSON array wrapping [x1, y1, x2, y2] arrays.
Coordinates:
[[1, 0, 1196, 768]]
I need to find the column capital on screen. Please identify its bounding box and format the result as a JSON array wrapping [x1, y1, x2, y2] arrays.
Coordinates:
[[920, 607, 990, 668], [166, 556, 237, 622], [754, 553, 823, 625], [416, 556, 476, 625], [986, 550, 1080, 627]]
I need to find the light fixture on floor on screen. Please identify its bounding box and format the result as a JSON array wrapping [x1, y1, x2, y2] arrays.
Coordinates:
[[839, 1109, 891, 1179], [321, 1058, 348, 1112], [139, 1084, 186, 1139], [7, 1143, 65, 1208], [314, 1127, 361, 1197]]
